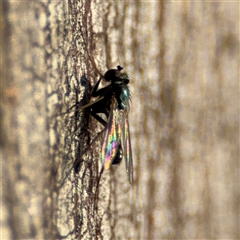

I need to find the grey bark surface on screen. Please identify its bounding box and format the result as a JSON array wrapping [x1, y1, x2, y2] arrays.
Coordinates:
[[1, 1, 239, 239]]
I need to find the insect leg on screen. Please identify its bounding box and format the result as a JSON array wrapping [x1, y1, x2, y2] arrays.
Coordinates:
[[90, 111, 107, 127], [91, 76, 102, 97]]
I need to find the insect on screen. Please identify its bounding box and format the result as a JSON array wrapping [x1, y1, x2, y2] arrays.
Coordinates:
[[81, 66, 133, 184]]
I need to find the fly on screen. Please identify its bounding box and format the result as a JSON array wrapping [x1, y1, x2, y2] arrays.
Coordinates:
[[80, 66, 133, 184]]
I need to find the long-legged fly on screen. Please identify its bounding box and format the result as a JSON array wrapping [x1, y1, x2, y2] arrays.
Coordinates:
[[79, 66, 133, 184]]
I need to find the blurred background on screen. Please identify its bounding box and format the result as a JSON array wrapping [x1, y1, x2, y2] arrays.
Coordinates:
[[1, 1, 239, 239]]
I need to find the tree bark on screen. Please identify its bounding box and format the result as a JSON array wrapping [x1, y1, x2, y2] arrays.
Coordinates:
[[1, 1, 239, 239]]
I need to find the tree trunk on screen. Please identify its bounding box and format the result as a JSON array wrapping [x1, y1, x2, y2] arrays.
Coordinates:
[[1, 1, 239, 239]]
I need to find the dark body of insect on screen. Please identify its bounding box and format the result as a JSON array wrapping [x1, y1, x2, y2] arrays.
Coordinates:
[[82, 66, 133, 184]]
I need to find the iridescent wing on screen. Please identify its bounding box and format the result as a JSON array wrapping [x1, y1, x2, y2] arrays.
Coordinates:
[[101, 100, 133, 184], [101, 102, 122, 170], [122, 113, 133, 184]]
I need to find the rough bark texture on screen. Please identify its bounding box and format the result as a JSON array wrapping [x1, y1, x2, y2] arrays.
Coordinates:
[[1, 1, 239, 239]]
